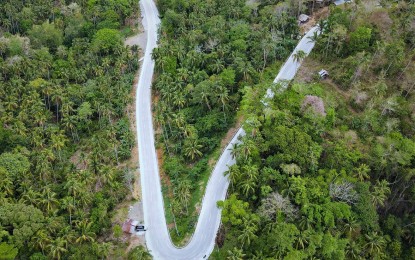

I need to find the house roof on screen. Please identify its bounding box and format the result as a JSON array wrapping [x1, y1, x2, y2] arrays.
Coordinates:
[[299, 14, 310, 22], [122, 219, 134, 233], [333, 0, 352, 5], [122, 219, 143, 234], [319, 69, 329, 77]]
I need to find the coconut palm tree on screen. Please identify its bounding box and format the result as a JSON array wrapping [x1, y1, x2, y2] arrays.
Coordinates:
[[51, 87, 63, 121], [155, 55, 169, 72], [307, 31, 320, 44], [175, 178, 192, 214], [32, 229, 51, 255], [50, 129, 67, 160], [342, 217, 361, 238], [240, 61, 254, 81], [236, 138, 256, 161], [298, 215, 314, 231], [177, 68, 191, 82], [211, 59, 224, 73], [64, 177, 83, 199], [61, 196, 76, 225], [292, 50, 307, 69], [172, 112, 186, 130], [364, 232, 386, 257], [296, 230, 310, 249], [237, 217, 258, 248], [194, 81, 212, 111], [240, 179, 256, 198], [354, 164, 370, 182], [181, 124, 197, 139], [224, 164, 241, 191], [346, 240, 363, 260], [75, 219, 96, 244], [216, 85, 229, 123], [229, 142, 239, 160], [127, 245, 152, 260], [92, 242, 112, 260], [0, 168, 14, 197], [242, 164, 259, 181], [20, 189, 41, 206], [183, 138, 203, 160], [40, 186, 59, 214], [239, 164, 258, 197], [227, 247, 245, 260], [48, 237, 68, 259], [371, 180, 390, 207], [97, 166, 116, 188], [172, 92, 187, 110]]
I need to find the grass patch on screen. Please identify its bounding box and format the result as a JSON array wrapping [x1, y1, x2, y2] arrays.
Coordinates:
[[154, 60, 286, 246], [120, 26, 139, 38], [164, 131, 230, 246]]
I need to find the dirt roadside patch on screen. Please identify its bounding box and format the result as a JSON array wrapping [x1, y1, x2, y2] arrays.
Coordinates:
[[117, 13, 149, 255], [299, 7, 330, 34]]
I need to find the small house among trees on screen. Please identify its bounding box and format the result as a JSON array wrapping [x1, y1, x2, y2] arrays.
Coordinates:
[[122, 219, 139, 234], [318, 69, 329, 79], [333, 0, 351, 5], [299, 14, 310, 24], [315, 0, 324, 8]]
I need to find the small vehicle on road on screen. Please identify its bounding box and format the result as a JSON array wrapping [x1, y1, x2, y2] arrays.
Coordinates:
[[135, 225, 147, 232]]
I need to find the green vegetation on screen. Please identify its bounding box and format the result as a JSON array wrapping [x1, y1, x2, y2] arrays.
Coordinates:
[[153, 0, 301, 243], [3, 0, 415, 258], [0, 0, 140, 259], [212, 1, 415, 259], [127, 245, 151, 260]]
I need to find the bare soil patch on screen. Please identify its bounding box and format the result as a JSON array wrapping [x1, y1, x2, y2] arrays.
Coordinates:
[[157, 148, 173, 194], [295, 57, 320, 83], [124, 15, 146, 51], [124, 72, 141, 200], [220, 117, 243, 150], [300, 7, 330, 34], [207, 117, 243, 168], [69, 150, 87, 170], [117, 18, 148, 253], [126, 235, 147, 253], [295, 57, 359, 114]]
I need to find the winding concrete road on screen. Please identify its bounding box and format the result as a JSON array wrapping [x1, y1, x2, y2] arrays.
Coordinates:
[[136, 0, 319, 258]]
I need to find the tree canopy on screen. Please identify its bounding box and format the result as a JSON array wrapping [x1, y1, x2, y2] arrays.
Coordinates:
[[212, 1, 415, 259], [152, 0, 300, 243], [0, 0, 139, 258]]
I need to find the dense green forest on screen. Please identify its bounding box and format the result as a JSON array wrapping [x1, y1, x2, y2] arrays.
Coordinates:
[[0, 0, 141, 259], [212, 1, 415, 259], [2, 0, 415, 259], [153, 0, 302, 243]]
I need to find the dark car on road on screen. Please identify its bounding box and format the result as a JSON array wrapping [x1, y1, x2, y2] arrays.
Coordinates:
[[135, 225, 146, 232]]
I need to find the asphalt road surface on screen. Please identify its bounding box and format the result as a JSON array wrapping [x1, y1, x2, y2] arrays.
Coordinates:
[[136, 1, 319, 258], [266, 26, 320, 98]]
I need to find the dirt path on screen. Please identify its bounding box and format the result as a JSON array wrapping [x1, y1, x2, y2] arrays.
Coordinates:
[[124, 8, 149, 199], [300, 7, 330, 34], [296, 57, 359, 115], [220, 117, 243, 150], [120, 12, 149, 255], [124, 15, 147, 51], [125, 32, 147, 51]]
